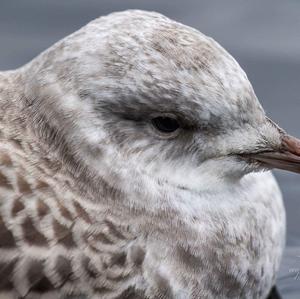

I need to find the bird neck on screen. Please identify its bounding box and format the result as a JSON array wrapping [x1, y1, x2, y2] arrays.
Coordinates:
[[0, 70, 24, 126], [0, 71, 12, 106]]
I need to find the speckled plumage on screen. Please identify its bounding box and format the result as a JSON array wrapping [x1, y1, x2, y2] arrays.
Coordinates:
[[0, 10, 287, 299]]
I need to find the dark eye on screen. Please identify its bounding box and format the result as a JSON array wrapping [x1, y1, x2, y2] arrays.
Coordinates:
[[151, 116, 180, 133]]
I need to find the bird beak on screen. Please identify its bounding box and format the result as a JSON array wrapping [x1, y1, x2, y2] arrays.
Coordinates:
[[242, 134, 300, 173]]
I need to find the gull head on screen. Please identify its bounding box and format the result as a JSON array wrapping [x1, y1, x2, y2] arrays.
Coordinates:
[[22, 10, 300, 195]]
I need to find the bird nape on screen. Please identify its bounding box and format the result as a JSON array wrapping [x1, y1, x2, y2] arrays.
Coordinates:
[[0, 9, 299, 299]]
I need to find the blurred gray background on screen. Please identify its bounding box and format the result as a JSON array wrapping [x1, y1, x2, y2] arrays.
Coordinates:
[[0, 0, 299, 297]]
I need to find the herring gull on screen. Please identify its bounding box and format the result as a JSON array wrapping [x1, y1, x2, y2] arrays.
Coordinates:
[[0, 9, 299, 299]]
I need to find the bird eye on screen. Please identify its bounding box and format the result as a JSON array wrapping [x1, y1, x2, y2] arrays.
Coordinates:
[[151, 116, 180, 134]]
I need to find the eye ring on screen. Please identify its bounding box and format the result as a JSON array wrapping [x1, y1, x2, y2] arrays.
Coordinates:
[[151, 114, 181, 137]]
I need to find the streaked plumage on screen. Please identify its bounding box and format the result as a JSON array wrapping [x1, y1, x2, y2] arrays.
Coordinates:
[[0, 9, 299, 299]]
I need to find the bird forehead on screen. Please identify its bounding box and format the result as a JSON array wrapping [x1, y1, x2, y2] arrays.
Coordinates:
[[34, 10, 263, 125], [96, 11, 256, 112], [103, 12, 236, 78]]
